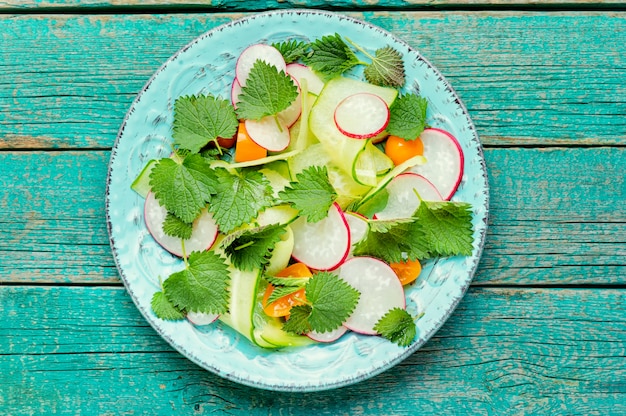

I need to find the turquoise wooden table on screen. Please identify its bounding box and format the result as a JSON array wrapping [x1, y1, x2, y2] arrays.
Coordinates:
[[1, 1, 625, 414]]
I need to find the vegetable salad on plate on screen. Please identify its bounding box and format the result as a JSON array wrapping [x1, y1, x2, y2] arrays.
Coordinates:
[[131, 33, 474, 349]]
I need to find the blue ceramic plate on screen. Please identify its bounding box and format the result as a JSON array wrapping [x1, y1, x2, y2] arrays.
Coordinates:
[[106, 9, 489, 392]]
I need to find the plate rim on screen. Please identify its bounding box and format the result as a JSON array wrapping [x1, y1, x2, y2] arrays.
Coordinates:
[[105, 8, 490, 392]]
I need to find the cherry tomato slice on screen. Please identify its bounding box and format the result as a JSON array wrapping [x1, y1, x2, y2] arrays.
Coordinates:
[[262, 263, 312, 317], [385, 135, 424, 166], [389, 258, 422, 286]]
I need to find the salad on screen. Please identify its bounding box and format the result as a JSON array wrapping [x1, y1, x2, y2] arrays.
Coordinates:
[[131, 33, 474, 349]]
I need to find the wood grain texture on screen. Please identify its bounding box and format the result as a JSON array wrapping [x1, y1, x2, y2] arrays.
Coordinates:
[[1, 0, 625, 10], [2, 285, 625, 414], [1, 12, 625, 149], [1, 147, 623, 285]]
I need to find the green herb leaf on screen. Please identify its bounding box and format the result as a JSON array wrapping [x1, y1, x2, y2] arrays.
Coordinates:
[[272, 39, 309, 64], [265, 275, 310, 288], [173, 94, 239, 154], [151, 291, 185, 321], [162, 251, 230, 315], [355, 189, 389, 219], [149, 154, 216, 223], [209, 168, 273, 233], [374, 307, 416, 347], [363, 46, 406, 88], [278, 165, 337, 222], [236, 60, 298, 120], [305, 271, 360, 333], [414, 201, 474, 257], [283, 272, 360, 335], [386, 93, 428, 140], [266, 285, 303, 306], [353, 219, 429, 263], [162, 212, 194, 240], [282, 305, 313, 334], [221, 223, 287, 271], [304, 33, 361, 80]]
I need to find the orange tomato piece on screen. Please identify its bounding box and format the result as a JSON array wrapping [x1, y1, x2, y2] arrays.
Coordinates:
[[234, 122, 267, 162], [385, 135, 424, 166], [262, 263, 312, 318], [389, 258, 422, 286]]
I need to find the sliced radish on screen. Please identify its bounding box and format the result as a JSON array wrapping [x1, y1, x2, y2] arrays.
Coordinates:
[[344, 212, 369, 246], [144, 192, 219, 257], [334, 93, 390, 139], [409, 128, 464, 200], [235, 44, 287, 87], [230, 77, 242, 109], [374, 172, 443, 220], [290, 202, 350, 271], [286, 63, 325, 96], [307, 325, 348, 343], [244, 116, 290, 152], [338, 257, 406, 335], [187, 311, 219, 326], [276, 76, 302, 128]]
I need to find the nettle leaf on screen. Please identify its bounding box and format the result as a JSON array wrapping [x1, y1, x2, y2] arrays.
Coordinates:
[[173, 94, 239, 154], [221, 223, 287, 271], [278, 165, 337, 223], [387, 93, 428, 140], [282, 272, 360, 335], [149, 154, 216, 223], [151, 291, 185, 321], [305, 272, 360, 333], [236, 60, 298, 120], [374, 308, 416, 347], [364, 46, 406, 88], [266, 285, 303, 306], [353, 219, 429, 263], [305, 33, 361, 80], [162, 212, 193, 240], [272, 39, 310, 64], [163, 251, 230, 315], [282, 305, 313, 335], [208, 168, 273, 233], [414, 201, 474, 257]]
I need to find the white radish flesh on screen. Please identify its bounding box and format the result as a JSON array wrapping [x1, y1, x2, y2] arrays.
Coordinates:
[[235, 44, 287, 87], [409, 128, 464, 200], [307, 325, 348, 343], [286, 63, 325, 95], [374, 173, 443, 220], [344, 212, 369, 246], [187, 311, 219, 326], [334, 93, 390, 139], [144, 192, 219, 257], [244, 116, 291, 152], [338, 257, 406, 335], [290, 202, 350, 271], [276, 76, 302, 127]]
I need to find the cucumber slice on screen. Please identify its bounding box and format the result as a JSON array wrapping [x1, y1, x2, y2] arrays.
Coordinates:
[[309, 77, 397, 186], [352, 140, 394, 186], [259, 318, 316, 347], [288, 143, 371, 209], [265, 225, 294, 276], [130, 159, 157, 198]]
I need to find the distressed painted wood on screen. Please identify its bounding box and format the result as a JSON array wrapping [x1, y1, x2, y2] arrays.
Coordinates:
[[1, 12, 625, 149], [2, 286, 625, 414], [1, 147, 624, 285], [1, 0, 625, 10]]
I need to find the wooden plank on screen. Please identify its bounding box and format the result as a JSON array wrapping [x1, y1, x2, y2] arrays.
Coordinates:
[[1, 0, 625, 11], [2, 285, 625, 414], [1, 147, 624, 285], [1, 12, 625, 149]]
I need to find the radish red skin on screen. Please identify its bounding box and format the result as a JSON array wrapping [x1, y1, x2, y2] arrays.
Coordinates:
[[144, 192, 219, 258], [235, 44, 287, 86], [334, 93, 390, 139], [410, 128, 464, 200]]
